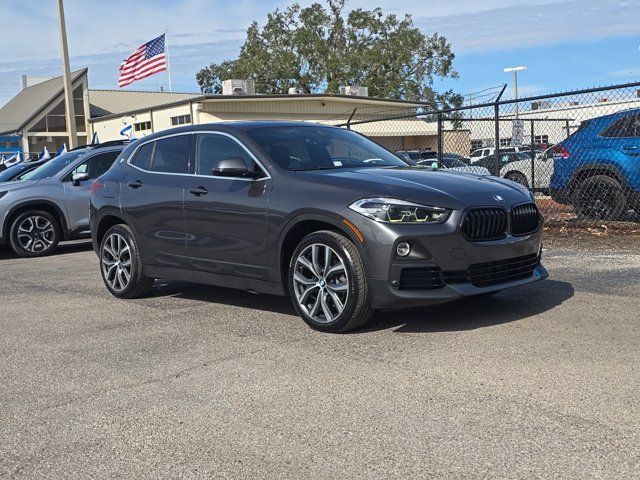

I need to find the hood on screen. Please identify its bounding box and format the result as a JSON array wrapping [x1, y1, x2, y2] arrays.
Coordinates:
[[0, 179, 40, 192], [296, 167, 532, 209]]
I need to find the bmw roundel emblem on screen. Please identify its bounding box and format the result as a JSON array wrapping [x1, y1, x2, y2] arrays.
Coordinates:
[[493, 194, 504, 202]]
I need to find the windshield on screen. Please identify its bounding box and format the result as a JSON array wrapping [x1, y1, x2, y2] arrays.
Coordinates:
[[441, 157, 467, 168], [20, 151, 85, 180], [0, 163, 27, 182], [245, 125, 408, 171]]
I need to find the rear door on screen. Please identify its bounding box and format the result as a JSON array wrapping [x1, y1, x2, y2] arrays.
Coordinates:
[[183, 132, 272, 280], [119, 134, 192, 268], [63, 150, 121, 232]]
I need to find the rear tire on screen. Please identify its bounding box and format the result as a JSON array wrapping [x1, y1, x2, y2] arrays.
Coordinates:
[[572, 175, 626, 221], [99, 224, 154, 298], [9, 210, 60, 258], [288, 230, 373, 333]]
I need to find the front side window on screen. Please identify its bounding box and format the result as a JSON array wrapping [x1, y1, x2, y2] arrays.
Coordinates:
[[245, 126, 408, 171], [149, 135, 190, 174], [68, 151, 120, 180], [195, 133, 258, 176]]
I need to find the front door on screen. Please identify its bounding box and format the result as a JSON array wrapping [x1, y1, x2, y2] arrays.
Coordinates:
[[63, 150, 121, 232], [183, 132, 272, 281], [120, 135, 192, 269]]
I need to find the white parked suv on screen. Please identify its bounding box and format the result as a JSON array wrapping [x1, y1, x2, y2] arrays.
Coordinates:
[[498, 149, 554, 192], [470, 146, 527, 163]]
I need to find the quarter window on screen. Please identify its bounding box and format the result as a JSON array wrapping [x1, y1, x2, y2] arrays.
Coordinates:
[[150, 135, 190, 174], [132, 142, 154, 170], [195, 134, 257, 176], [602, 114, 640, 138]]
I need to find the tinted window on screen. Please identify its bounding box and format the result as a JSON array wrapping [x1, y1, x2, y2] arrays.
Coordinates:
[[0, 163, 27, 182], [132, 142, 154, 170], [245, 126, 407, 171], [196, 134, 256, 176], [150, 135, 190, 174], [69, 151, 119, 180], [602, 114, 640, 138], [21, 151, 84, 180]]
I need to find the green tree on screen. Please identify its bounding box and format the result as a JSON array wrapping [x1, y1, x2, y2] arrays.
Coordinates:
[[196, 0, 461, 108]]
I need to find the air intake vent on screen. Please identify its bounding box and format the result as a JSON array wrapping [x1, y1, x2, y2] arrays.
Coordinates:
[[462, 208, 508, 241], [399, 267, 445, 290], [444, 253, 540, 287], [511, 203, 541, 236]]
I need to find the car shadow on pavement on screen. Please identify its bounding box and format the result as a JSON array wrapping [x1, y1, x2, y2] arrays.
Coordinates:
[[363, 279, 574, 334], [0, 241, 93, 260]]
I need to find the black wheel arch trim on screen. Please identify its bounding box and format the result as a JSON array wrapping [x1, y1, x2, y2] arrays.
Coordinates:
[[276, 210, 371, 279], [568, 163, 627, 192], [2, 200, 68, 240]]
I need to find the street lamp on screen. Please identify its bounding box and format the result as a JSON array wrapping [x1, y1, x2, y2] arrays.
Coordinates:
[[504, 66, 527, 118]]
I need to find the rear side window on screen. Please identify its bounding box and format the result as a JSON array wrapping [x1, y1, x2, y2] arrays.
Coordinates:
[[132, 142, 154, 170], [150, 135, 190, 174], [601, 114, 640, 138]]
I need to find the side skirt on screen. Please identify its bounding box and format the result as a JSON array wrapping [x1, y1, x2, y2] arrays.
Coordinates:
[[145, 265, 287, 296]]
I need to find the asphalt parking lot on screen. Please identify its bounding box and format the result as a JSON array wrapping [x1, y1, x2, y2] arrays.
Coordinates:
[[1, 239, 638, 479]]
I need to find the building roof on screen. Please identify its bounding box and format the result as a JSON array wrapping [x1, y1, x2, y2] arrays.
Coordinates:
[[88, 93, 427, 122], [88, 89, 200, 117], [0, 68, 87, 135]]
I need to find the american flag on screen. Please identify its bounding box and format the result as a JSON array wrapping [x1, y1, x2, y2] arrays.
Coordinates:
[[118, 34, 167, 88]]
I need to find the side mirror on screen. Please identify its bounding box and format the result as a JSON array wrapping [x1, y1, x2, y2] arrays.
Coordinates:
[[212, 158, 250, 177], [72, 172, 90, 186]]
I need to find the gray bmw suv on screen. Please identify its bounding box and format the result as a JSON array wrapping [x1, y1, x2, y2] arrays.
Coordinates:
[[90, 122, 547, 333], [0, 143, 124, 257]]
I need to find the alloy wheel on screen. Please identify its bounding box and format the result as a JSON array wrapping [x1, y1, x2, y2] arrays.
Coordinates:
[[101, 233, 132, 292], [292, 243, 349, 324], [16, 215, 56, 253]]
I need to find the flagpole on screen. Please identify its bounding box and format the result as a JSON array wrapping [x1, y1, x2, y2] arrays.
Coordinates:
[[165, 29, 173, 92]]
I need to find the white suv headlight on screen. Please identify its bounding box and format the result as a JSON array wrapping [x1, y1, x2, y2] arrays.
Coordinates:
[[349, 198, 451, 224]]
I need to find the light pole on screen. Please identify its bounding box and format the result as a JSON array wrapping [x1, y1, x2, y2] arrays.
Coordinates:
[[56, 0, 77, 149], [504, 66, 526, 118]]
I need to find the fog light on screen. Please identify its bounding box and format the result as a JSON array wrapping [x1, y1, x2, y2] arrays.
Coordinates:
[[396, 242, 411, 257]]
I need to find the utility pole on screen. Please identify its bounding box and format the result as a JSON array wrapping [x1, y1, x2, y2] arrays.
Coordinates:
[[504, 66, 527, 118], [56, 0, 77, 149]]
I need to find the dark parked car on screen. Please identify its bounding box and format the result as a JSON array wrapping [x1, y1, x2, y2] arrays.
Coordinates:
[[550, 108, 640, 219], [90, 122, 547, 333], [0, 159, 49, 183]]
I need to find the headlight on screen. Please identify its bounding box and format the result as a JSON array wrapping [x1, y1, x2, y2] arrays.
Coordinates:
[[349, 198, 451, 224]]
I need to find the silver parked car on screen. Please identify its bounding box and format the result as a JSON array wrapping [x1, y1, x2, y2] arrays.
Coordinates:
[[0, 143, 124, 257]]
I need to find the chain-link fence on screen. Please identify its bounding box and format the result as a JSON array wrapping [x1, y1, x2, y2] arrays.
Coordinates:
[[336, 82, 640, 231]]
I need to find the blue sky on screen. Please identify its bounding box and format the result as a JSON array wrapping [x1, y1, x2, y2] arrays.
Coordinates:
[[0, 0, 639, 106]]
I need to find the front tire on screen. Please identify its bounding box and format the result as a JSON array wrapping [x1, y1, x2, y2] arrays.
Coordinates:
[[100, 224, 154, 298], [288, 230, 373, 333], [9, 210, 60, 258], [572, 175, 626, 220]]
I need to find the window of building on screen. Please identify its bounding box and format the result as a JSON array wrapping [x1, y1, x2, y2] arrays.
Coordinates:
[[534, 135, 549, 145], [499, 138, 512, 146], [470, 140, 484, 152], [149, 135, 190, 174], [134, 121, 152, 132], [30, 85, 86, 133], [171, 114, 191, 126]]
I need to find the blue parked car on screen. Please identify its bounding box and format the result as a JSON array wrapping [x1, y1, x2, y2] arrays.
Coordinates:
[[550, 108, 640, 220]]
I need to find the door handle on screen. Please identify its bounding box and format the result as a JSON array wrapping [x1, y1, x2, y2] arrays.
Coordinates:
[[189, 186, 208, 196], [127, 180, 143, 189]]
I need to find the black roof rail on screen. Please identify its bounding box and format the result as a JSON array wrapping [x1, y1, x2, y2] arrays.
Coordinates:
[[69, 139, 130, 152]]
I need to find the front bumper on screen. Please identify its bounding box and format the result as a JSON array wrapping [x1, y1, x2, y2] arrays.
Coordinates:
[[343, 207, 547, 310]]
